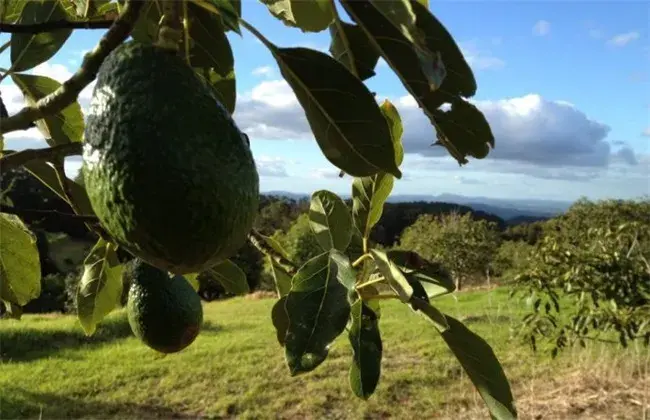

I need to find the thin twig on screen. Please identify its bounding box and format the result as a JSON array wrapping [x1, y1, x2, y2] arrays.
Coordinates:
[[0, 143, 82, 172], [0, 19, 114, 34], [0, 205, 99, 223], [0, 0, 146, 135]]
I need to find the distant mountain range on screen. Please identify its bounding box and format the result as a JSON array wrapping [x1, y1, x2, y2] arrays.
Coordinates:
[[263, 190, 573, 221]]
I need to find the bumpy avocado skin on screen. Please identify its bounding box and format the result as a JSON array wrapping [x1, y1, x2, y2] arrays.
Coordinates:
[[126, 259, 203, 353], [83, 41, 259, 274]]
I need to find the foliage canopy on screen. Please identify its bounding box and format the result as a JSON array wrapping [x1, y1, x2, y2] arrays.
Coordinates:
[[0, 0, 517, 417]]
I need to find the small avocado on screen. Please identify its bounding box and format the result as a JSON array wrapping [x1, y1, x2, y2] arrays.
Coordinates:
[[126, 259, 203, 353], [82, 40, 259, 274]]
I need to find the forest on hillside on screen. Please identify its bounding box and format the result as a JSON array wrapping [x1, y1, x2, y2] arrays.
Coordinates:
[[1, 167, 648, 334]]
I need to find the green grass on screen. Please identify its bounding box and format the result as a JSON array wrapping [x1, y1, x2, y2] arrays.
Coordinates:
[[1, 287, 648, 419]]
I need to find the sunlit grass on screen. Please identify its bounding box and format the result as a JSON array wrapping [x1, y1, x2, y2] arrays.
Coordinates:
[[1, 287, 647, 419]]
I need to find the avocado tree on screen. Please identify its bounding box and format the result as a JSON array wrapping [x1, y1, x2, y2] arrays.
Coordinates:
[[0, 0, 517, 418], [399, 211, 501, 290]]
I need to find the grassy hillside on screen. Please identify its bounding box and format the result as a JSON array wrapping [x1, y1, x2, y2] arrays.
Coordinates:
[[1, 288, 647, 419]]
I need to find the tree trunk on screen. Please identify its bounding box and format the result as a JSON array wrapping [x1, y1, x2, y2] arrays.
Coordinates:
[[455, 275, 462, 291]]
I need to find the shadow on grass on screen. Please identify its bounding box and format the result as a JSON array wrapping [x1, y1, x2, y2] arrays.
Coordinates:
[[0, 314, 223, 363], [0, 387, 197, 419]]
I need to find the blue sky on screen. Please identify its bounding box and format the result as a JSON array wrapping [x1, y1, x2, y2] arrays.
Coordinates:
[[1, 1, 648, 202]]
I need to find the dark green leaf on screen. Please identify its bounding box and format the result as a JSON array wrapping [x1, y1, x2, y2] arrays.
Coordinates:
[[410, 295, 449, 332], [411, 1, 476, 98], [11, 73, 85, 146], [76, 239, 124, 336], [309, 189, 352, 252], [268, 256, 292, 297], [388, 249, 455, 298], [349, 299, 382, 399], [271, 295, 289, 346], [267, 44, 401, 178], [188, 2, 237, 113], [441, 314, 518, 420], [10, 0, 72, 72], [432, 97, 495, 160], [261, 0, 334, 32], [329, 249, 356, 290], [328, 21, 380, 81], [341, 0, 445, 99], [23, 160, 95, 215], [202, 0, 241, 34], [204, 259, 250, 295], [129, 0, 162, 43], [341, 0, 486, 165], [196, 67, 236, 114], [0, 213, 41, 306], [284, 252, 351, 375], [369, 249, 413, 302], [352, 100, 405, 239]]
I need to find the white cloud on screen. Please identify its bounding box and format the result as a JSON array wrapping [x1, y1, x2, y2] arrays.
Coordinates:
[[255, 155, 290, 177], [310, 168, 342, 180], [459, 41, 505, 70], [231, 79, 642, 183], [532, 20, 551, 36], [607, 31, 640, 47], [642, 127, 650, 137], [252, 66, 274, 78]]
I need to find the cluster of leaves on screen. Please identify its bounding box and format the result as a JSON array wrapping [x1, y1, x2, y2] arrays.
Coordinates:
[[399, 211, 502, 289], [511, 204, 650, 356], [1, 0, 516, 417]]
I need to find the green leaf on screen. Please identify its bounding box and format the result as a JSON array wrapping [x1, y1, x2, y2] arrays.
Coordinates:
[[204, 259, 249, 295], [2, 300, 23, 319], [329, 249, 356, 290], [387, 250, 455, 298], [309, 189, 353, 252], [369, 249, 413, 303], [76, 239, 124, 336], [348, 299, 383, 400], [341, 0, 486, 165], [284, 252, 351, 375], [441, 315, 518, 420], [23, 160, 95, 215], [195, 68, 236, 115], [10, 73, 85, 146], [129, 0, 162, 43], [200, 0, 241, 34], [261, 0, 334, 33], [432, 97, 495, 160], [10, 0, 73, 72], [0, 213, 41, 306], [351, 100, 404, 239], [328, 21, 380, 81], [268, 256, 292, 297], [411, 0, 476, 99], [271, 295, 289, 346], [410, 294, 449, 332], [188, 2, 236, 113], [1, 0, 28, 23], [183, 273, 200, 292], [265, 43, 401, 178]]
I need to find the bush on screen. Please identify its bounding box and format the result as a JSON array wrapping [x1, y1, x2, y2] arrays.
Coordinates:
[[398, 211, 501, 290]]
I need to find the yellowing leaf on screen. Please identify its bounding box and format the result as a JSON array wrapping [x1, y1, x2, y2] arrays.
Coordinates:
[[0, 213, 41, 306]]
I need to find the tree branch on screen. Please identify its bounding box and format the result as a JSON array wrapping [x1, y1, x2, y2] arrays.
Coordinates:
[[0, 205, 99, 223], [0, 19, 114, 34], [0, 143, 82, 173], [0, 0, 146, 135]]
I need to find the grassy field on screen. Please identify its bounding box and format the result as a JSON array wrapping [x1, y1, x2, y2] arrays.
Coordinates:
[[1, 287, 648, 419]]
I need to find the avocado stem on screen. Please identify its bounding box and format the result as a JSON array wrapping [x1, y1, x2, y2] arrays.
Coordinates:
[[156, 0, 183, 53]]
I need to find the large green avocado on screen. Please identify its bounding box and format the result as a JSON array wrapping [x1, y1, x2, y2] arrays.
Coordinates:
[[126, 259, 203, 353], [82, 40, 259, 274]]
